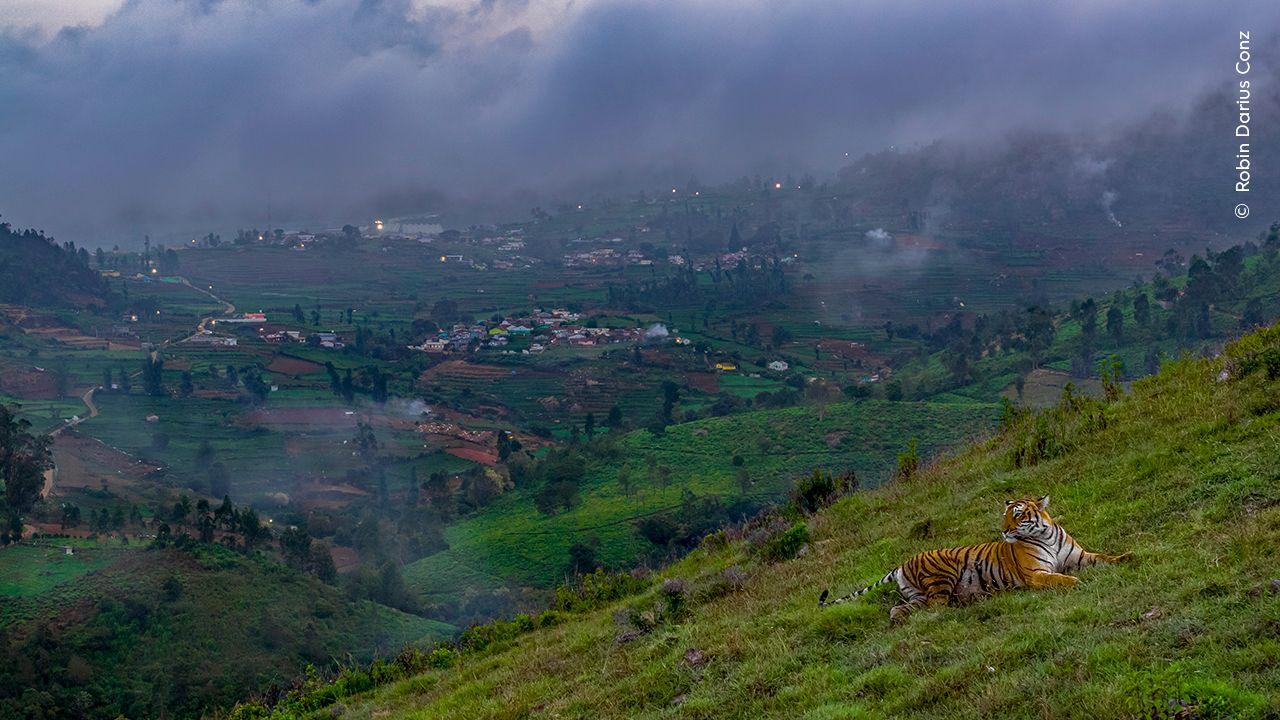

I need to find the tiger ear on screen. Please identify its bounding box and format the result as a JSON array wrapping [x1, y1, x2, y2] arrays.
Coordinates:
[[1038, 495, 1050, 509], [1005, 499, 1014, 507]]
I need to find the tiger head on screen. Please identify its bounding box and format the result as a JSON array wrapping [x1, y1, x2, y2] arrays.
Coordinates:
[[1002, 495, 1053, 542]]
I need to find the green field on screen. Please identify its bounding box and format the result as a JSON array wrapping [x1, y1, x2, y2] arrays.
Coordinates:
[[236, 323, 1280, 720], [0, 539, 455, 720], [405, 399, 1000, 597]]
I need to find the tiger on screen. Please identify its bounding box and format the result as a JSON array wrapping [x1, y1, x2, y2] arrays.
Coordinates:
[[818, 495, 1130, 622]]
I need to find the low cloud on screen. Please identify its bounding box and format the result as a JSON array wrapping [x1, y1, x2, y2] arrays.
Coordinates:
[[0, 0, 1274, 244]]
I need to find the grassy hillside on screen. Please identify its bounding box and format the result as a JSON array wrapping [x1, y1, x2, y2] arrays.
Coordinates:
[[234, 324, 1280, 719], [404, 399, 999, 600], [0, 540, 454, 720]]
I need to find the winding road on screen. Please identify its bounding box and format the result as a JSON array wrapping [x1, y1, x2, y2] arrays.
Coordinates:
[[39, 276, 232, 501]]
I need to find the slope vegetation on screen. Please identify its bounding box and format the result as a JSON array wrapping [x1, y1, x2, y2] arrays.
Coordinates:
[[231, 325, 1280, 719], [0, 542, 453, 720], [404, 399, 999, 602]]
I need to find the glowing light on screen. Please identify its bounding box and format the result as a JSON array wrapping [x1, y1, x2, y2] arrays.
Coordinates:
[[374, 219, 384, 231], [577, 204, 583, 210], [440, 256, 447, 262], [671, 188, 677, 193], [774, 182, 782, 189]]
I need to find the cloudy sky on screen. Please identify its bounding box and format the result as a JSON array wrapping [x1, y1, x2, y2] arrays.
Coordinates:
[[0, 0, 1275, 244]]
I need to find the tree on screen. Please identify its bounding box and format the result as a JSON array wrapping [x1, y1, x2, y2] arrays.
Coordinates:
[[771, 326, 793, 349], [310, 544, 337, 583], [736, 467, 752, 496], [660, 381, 680, 424], [0, 404, 53, 514], [583, 412, 595, 438], [171, 495, 192, 523], [567, 541, 600, 574], [214, 495, 235, 529], [1106, 305, 1124, 343], [118, 367, 132, 393], [292, 303, 305, 323], [280, 525, 313, 569], [1133, 292, 1151, 327], [883, 380, 904, 401], [617, 466, 635, 496], [242, 368, 270, 402], [607, 404, 623, 431], [238, 508, 266, 549], [352, 422, 378, 458], [1078, 298, 1098, 340], [179, 371, 194, 398]]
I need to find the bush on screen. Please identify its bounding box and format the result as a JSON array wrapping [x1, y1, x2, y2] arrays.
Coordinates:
[[551, 569, 649, 613], [791, 469, 857, 514], [1226, 323, 1280, 380], [895, 439, 920, 481], [756, 522, 810, 563]]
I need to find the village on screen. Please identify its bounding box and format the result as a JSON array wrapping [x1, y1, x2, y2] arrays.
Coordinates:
[[408, 307, 647, 355]]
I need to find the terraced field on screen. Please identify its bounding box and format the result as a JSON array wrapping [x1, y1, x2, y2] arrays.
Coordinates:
[[404, 399, 1000, 599]]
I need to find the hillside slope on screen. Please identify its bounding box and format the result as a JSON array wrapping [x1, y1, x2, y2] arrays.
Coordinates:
[[0, 542, 454, 720], [234, 324, 1280, 720], [0, 222, 111, 307], [404, 399, 999, 606]]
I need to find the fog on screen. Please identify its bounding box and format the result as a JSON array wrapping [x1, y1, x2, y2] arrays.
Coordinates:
[[1, 0, 1275, 244]]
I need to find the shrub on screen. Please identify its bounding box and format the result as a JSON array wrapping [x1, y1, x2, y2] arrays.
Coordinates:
[[659, 578, 690, 620], [756, 522, 810, 563], [791, 469, 858, 514], [1226, 323, 1280, 380], [895, 439, 920, 481], [551, 569, 649, 613]]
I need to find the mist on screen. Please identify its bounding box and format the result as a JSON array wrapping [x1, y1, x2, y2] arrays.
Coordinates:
[[1, 0, 1275, 245]]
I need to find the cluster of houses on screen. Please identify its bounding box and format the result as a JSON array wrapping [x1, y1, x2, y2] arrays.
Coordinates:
[[409, 308, 648, 355], [562, 245, 660, 268], [416, 421, 493, 444]]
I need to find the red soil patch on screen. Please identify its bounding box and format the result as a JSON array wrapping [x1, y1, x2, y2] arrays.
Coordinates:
[[267, 355, 323, 376], [50, 432, 160, 494], [330, 545, 361, 574], [420, 360, 512, 381], [0, 361, 60, 399], [443, 445, 498, 465], [296, 482, 370, 509], [684, 372, 719, 394]]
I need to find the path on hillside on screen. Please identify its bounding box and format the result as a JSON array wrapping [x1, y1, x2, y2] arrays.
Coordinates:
[[40, 386, 101, 498], [180, 276, 236, 338], [40, 276, 230, 501]]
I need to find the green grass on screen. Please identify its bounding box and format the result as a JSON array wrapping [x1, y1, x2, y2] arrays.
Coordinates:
[[0, 540, 455, 720], [253, 325, 1280, 720], [0, 539, 127, 599], [405, 399, 999, 598]]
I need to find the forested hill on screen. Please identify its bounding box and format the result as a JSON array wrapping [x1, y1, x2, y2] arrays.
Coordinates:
[[226, 323, 1280, 720], [0, 221, 111, 307], [832, 68, 1279, 244]]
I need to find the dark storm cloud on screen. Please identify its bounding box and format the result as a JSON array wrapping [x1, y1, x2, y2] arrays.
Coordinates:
[[0, 0, 1275, 243]]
